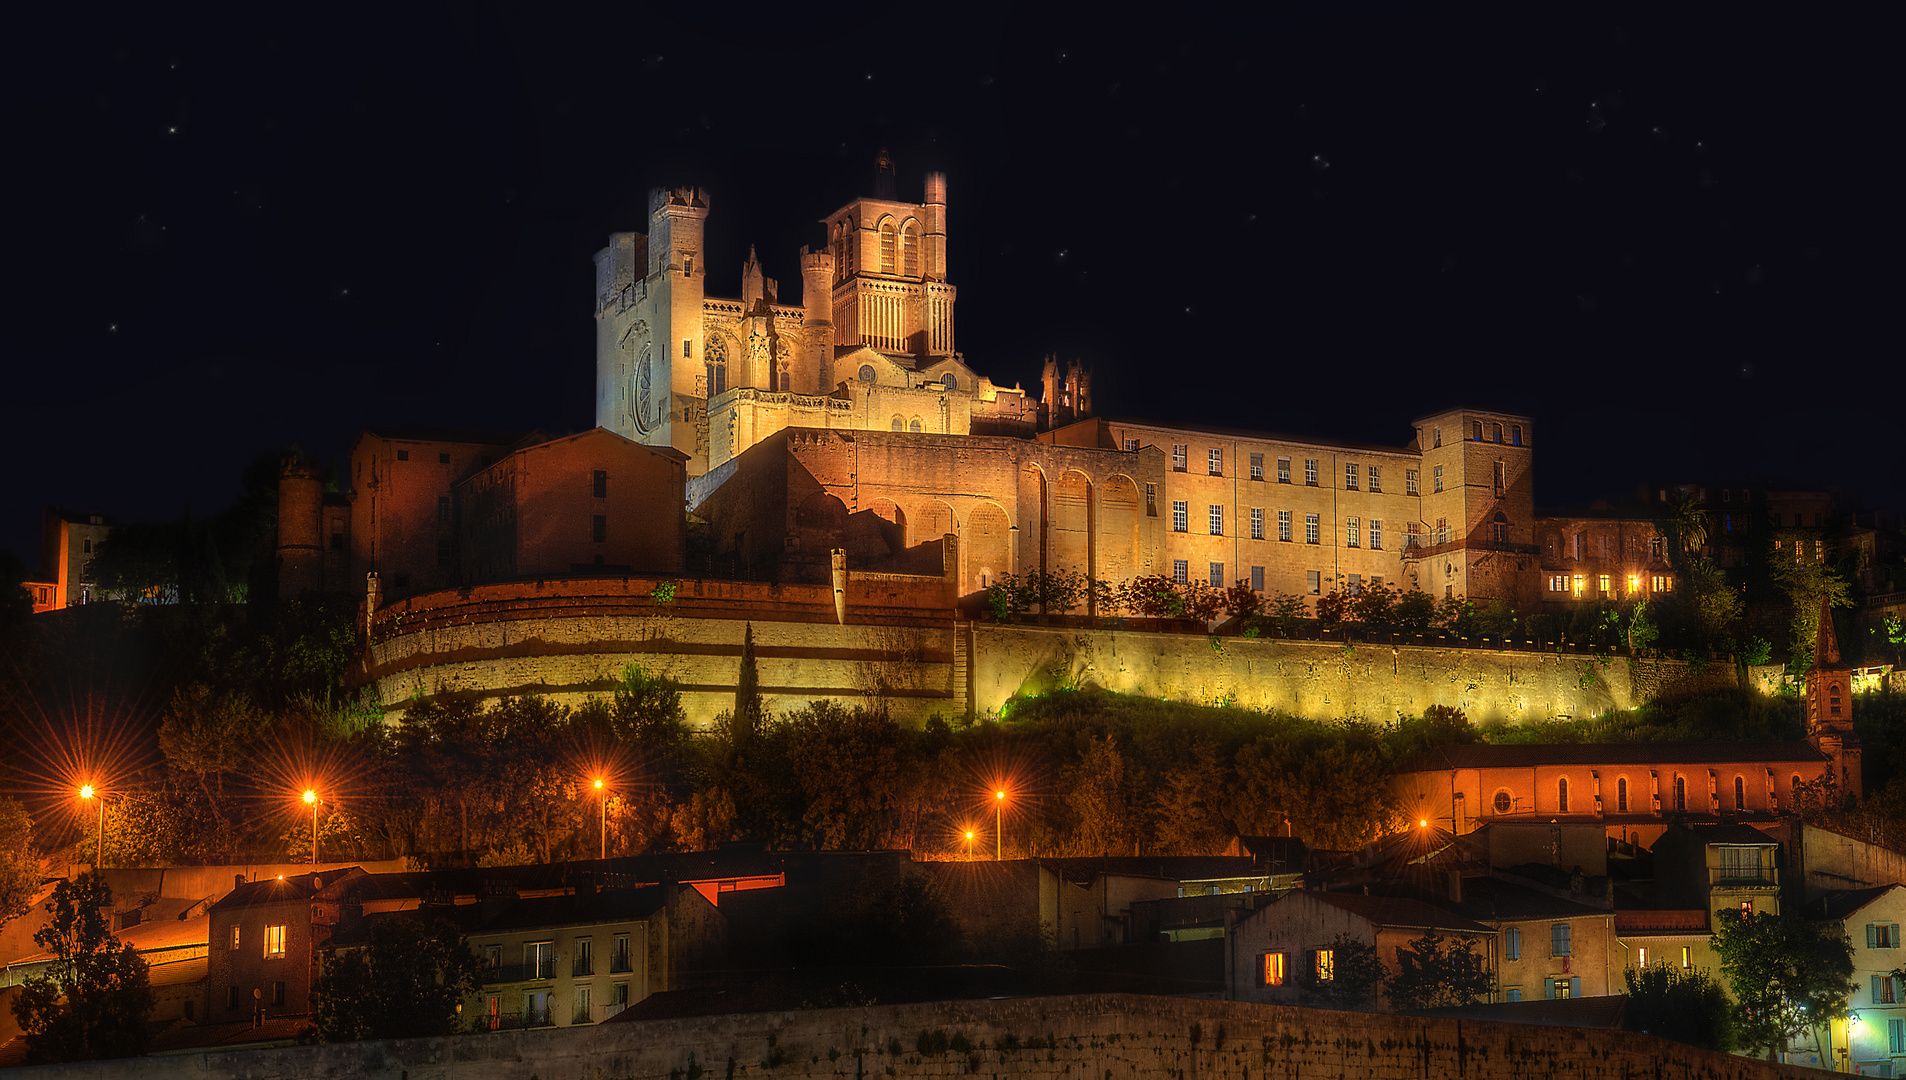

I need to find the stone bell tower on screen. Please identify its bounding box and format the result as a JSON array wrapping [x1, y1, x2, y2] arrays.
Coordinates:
[[1805, 597, 1862, 799]]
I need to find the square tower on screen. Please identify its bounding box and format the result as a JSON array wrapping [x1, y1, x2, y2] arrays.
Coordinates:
[[594, 187, 710, 469], [1410, 407, 1538, 606], [821, 169, 955, 363]]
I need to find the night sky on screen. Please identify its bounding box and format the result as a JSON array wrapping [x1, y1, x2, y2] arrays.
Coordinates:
[[7, 1, 1897, 574]]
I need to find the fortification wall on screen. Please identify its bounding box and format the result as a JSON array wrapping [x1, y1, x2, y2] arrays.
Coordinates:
[[971, 625, 1737, 723], [5, 992, 1810, 1080], [362, 575, 958, 726]]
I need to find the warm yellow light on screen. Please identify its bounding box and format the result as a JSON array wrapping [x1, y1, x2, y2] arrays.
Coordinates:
[[1418, 819, 1429, 827], [303, 790, 317, 805], [277, 874, 285, 880], [594, 778, 604, 790], [79, 785, 95, 801], [964, 831, 974, 841], [995, 790, 1006, 801]]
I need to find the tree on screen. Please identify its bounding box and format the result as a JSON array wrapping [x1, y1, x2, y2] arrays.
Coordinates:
[[1120, 575, 1187, 619], [1769, 545, 1851, 670], [1660, 491, 1710, 561], [1622, 963, 1736, 1051], [1267, 593, 1309, 637], [1348, 580, 1397, 631], [734, 622, 762, 753], [1435, 595, 1479, 637], [311, 913, 483, 1041], [1626, 599, 1660, 653], [1712, 907, 1855, 1061], [1301, 932, 1387, 1010], [1393, 589, 1436, 632], [1223, 579, 1263, 620], [1314, 589, 1350, 626], [0, 795, 39, 922], [1386, 930, 1494, 1010], [10, 873, 153, 1063]]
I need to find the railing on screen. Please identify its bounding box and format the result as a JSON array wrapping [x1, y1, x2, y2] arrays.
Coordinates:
[[483, 959, 556, 985], [572, 1005, 594, 1025], [1710, 867, 1777, 887], [572, 956, 593, 978], [610, 953, 632, 975], [477, 1010, 554, 1032]]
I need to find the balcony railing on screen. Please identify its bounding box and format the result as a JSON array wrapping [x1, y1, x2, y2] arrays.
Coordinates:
[[572, 957, 593, 978], [483, 959, 557, 985], [476, 1010, 554, 1032], [610, 953, 632, 974], [1710, 867, 1777, 887]]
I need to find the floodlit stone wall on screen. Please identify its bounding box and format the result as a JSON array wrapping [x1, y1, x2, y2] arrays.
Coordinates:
[[4, 992, 1814, 1080]]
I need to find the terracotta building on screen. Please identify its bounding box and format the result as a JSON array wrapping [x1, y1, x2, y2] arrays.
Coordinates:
[[37, 507, 112, 609], [1533, 510, 1675, 610]]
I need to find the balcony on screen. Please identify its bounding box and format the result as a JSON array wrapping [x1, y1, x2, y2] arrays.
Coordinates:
[[1710, 867, 1778, 888], [571, 957, 593, 978], [610, 952, 633, 975], [482, 959, 557, 985], [476, 1010, 554, 1032]]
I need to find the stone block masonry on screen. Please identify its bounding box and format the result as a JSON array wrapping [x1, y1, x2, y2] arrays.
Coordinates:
[[4, 993, 1814, 1080]]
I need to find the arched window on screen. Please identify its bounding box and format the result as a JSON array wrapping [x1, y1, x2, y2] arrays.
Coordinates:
[[1493, 511, 1510, 544], [903, 219, 921, 276], [838, 218, 856, 277], [909, 417, 923, 433], [1557, 777, 1570, 813], [1734, 776, 1746, 811], [705, 337, 727, 396], [942, 372, 958, 390], [1493, 790, 1511, 814], [1617, 777, 1628, 813], [891, 415, 904, 431], [858, 364, 876, 384], [879, 219, 896, 274], [1673, 776, 1687, 812]]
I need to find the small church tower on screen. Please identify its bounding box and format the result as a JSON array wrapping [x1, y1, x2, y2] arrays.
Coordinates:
[[1805, 597, 1862, 799], [1038, 356, 1093, 431]]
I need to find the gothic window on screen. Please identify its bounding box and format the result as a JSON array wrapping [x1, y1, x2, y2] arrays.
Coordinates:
[[858, 364, 876, 384], [1735, 776, 1746, 811], [636, 341, 653, 434], [840, 219, 856, 276], [1673, 776, 1687, 811], [903, 220, 921, 276], [879, 219, 897, 274], [704, 337, 727, 397], [891, 415, 904, 431], [775, 340, 792, 392], [1617, 777, 1628, 813], [909, 417, 923, 433]]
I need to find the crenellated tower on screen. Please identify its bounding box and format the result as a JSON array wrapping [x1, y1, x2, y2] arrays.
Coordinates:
[[1805, 597, 1862, 800], [594, 187, 710, 468], [1038, 356, 1093, 431]]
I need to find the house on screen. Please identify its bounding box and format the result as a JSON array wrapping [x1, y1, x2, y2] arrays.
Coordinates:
[[1812, 883, 1906, 1075], [1226, 889, 1495, 1010], [1611, 909, 1716, 980], [206, 868, 367, 1025], [1653, 823, 1783, 919]]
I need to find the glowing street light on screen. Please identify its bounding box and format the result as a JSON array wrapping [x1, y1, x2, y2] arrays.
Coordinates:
[[994, 789, 1008, 861], [964, 829, 975, 858], [78, 785, 105, 868], [303, 789, 321, 867], [593, 778, 608, 860]]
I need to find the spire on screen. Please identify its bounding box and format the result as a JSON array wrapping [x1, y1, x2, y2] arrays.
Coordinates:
[[1814, 596, 1844, 669]]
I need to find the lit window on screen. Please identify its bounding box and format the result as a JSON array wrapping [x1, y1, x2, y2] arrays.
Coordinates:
[[1370, 520, 1382, 550], [1278, 458, 1292, 483], [1172, 445, 1188, 471], [1251, 508, 1265, 540], [1433, 465, 1444, 493], [1598, 574, 1612, 593], [1571, 574, 1585, 598], [230, 926, 241, 951], [1314, 949, 1334, 982], [1305, 514, 1320, 545], [1406, 469, 1419, 495], [1278, 510, 1292, 542], [1209, 505, 1223, 535], [263, 925, 286, 959], [1636, 946, 1647, 967], [1652, 574, 1672, 592], [1208, 448, 1223, 476], [1346, 517, 1360, 548], [1260, 952, 1286, 987], [1345, 462, 1358, 490], [1549, 575, 1566, 592], [1304, 459, 1318, 485], [1172, 501, 1188, 533], [1680, 946, 1691, 968], [1250, 453, 1264, 480], [1172, 560, 1188, 585]]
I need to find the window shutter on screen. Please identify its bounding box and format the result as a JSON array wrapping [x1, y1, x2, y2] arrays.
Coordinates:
[[1893, 923, 1902, 947], [1874, 975, 1884, 1005], [1543, 978, 1554, 999], [1256, 954, 1266, 987], [1571, 977, 1581, 998], [1869, 924, 1878, 949]]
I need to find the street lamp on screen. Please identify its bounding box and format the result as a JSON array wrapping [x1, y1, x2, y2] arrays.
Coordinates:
[[593, 778, 607, 860], [964, 829, 975, 858], [79, 785, 104, 868], [303, 790, 320, 867], [994, 789, 1008, 861]]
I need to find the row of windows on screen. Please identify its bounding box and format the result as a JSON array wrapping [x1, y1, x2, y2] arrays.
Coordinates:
[[1163, 563, 1361, 598], [228, 923, 287, 959], [1494, 773, 1795, 816], [1161, 446, 1425, 495], [392, 450, 457, 464], [1172, 503, 1331, 544], [1546, 573, 1673, 596], [1428, 421, 1526, 448]]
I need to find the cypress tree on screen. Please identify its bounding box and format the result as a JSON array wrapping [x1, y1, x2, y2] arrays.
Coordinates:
[[733, 622, 760, 754]]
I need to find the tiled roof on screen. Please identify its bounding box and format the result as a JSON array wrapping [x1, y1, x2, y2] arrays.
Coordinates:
[[1398, 741, 1827, 773], [1298, 890, 1494, 933], [1813, 883, 1903, 921]]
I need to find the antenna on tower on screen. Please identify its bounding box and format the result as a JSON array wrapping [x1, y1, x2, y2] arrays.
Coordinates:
[[874, 148, 896, 199]]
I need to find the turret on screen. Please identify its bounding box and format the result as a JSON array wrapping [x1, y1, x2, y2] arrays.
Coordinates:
[[923, 171, 948, 281], [276, 454, 324, 599], [646, 186, 712, 461], [741, 246, 765, 308], [800, 246, 835, 391]]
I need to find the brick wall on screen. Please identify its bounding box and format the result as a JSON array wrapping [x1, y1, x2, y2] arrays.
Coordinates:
[[2, 992, 1815, 1080]]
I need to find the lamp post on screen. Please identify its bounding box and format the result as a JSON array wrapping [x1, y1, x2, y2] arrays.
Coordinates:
[[964, 830, 975, 858], [593, 778, 607, 860], [994, 789, 1007, 861], [79, 785, 104, 868], [303, 790, 319, 867]]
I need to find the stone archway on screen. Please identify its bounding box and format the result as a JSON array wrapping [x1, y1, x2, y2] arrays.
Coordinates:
[[1099, 475, 1140, 590], [966, 502, 1012, 598], [1052, 470, 1093, 588]]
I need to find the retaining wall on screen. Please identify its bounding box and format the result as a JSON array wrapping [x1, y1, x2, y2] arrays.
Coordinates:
[[4, 992, 1812, 1080]]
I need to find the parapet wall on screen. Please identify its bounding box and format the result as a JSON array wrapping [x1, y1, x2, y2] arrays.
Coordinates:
[[969, 625, 1738, 723], [5, 992, 1811, 1080], [361, 579, 1739, 727]]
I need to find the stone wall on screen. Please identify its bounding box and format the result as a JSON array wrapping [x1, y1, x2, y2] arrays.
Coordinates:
[[5, 992, 1812, 1080], [970, 625, 1739, 724]]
